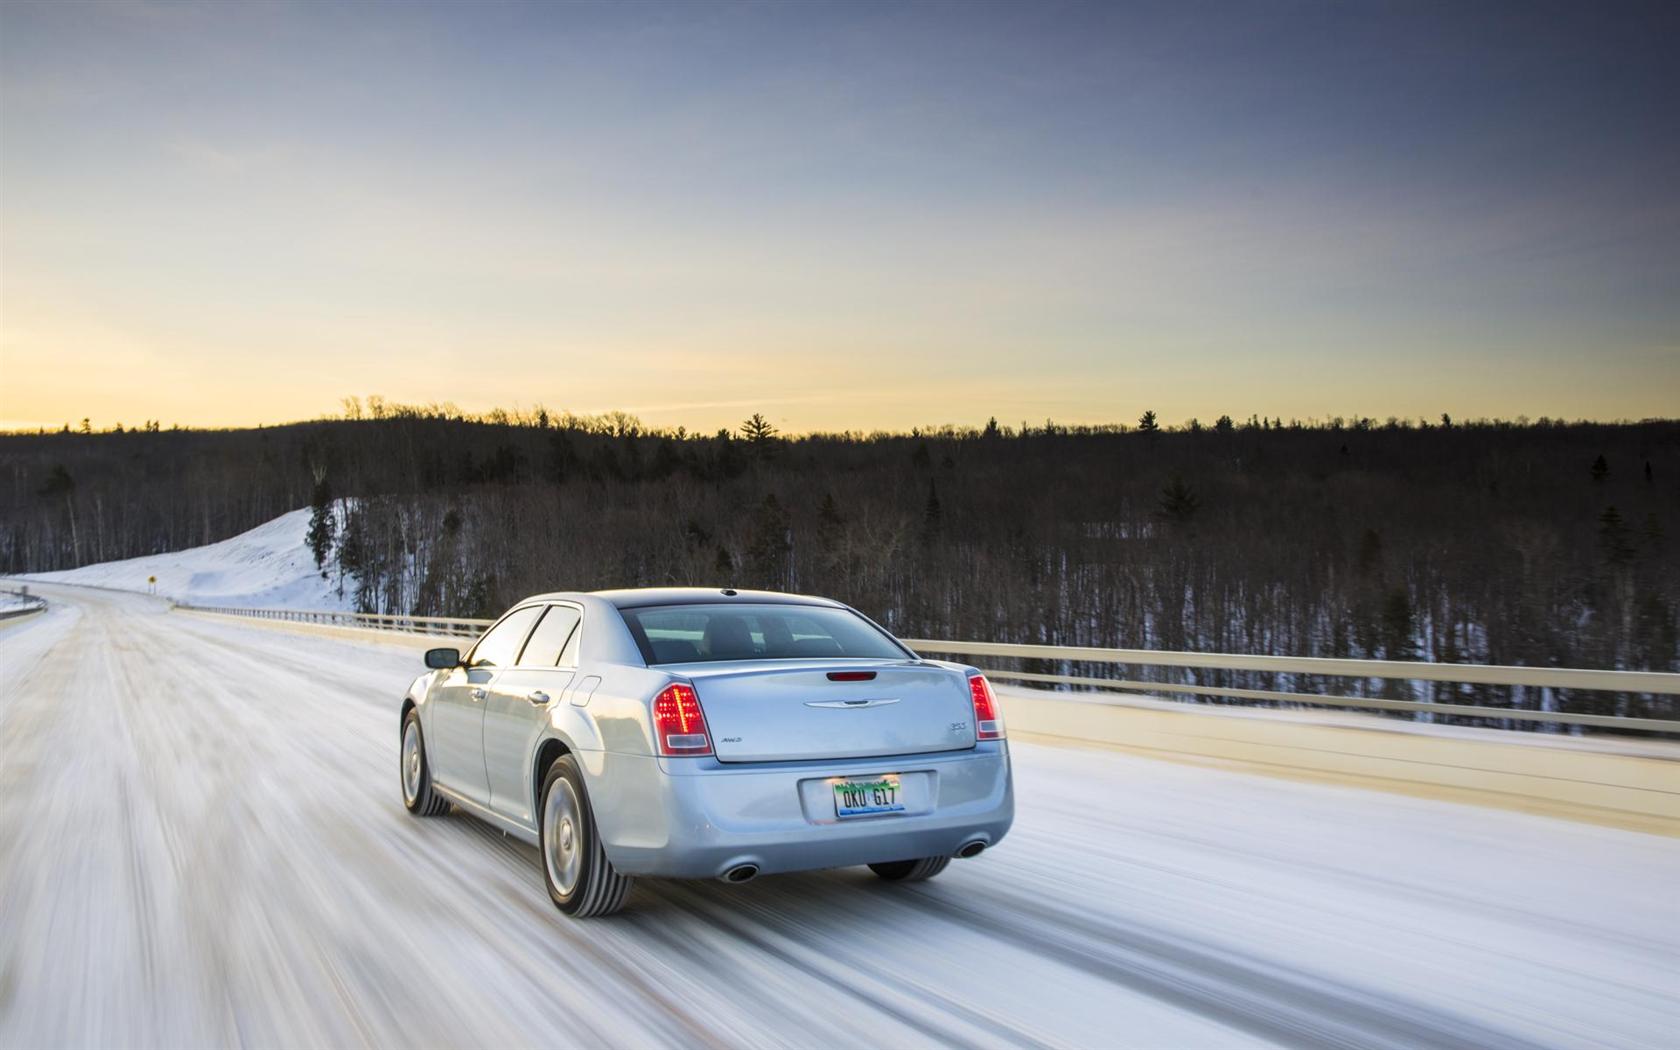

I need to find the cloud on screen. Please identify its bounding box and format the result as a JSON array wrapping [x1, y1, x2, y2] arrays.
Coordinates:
[[168, 138, 291, 175]]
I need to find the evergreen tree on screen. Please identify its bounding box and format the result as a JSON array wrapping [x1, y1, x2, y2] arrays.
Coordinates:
[[745, 494, 792, 588], [306, 473, 335, 570], [814, 492, 848, 587], [1591, 454, 1609, 483], [921, 480, 943, 544], [461, 571, 498, 619], [36, 464, 74, 498], [648, 438, 682, 480], [1599, 506, 1635, 565], [817, 492, 845, 545], [739, 414, 780, 461], [335, 504, 369, 599], [713, 429, 748, 478], [1158, 475, 1199, 527], [911, 441, 931, 469], [1215, 414, 1234, 434], [1137, 409, 1159, 435]]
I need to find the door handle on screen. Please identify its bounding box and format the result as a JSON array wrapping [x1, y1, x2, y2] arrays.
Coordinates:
[[528, 690, 551, 705], [470, 688, 487, 701]]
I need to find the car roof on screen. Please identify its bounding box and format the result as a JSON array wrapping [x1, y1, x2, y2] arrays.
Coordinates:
[[515, 587, 848, 611], [594, 587, 848, 610]]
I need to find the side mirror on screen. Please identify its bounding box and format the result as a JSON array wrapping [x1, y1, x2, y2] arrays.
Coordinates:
[[424, 647, 461, 670]]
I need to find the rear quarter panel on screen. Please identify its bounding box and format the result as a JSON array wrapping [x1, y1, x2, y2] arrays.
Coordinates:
[[539, 663, 672, 842]]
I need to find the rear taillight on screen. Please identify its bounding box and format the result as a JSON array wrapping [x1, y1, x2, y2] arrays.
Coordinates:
[[967, 673, 1004, 740], [652, 683, 713, 756]]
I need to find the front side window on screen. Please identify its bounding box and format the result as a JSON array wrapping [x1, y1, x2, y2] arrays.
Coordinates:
[[620, 603, 907, 665], [469, 605, 544, 668]]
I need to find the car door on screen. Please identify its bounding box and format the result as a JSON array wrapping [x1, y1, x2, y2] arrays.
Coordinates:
[[428, 604, 544, 806], [484, 603, 582, 825]]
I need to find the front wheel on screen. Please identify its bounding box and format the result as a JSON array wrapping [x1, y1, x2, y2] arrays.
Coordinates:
[[869, 856, 951, 882], [401, 710, 450, 816], [539, 755, 633, 917]]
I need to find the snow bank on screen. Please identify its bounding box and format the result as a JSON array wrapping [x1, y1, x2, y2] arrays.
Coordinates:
[[18, 508, 355, 610]]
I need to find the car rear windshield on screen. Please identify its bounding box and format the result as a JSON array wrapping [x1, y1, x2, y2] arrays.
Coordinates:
[[620, 603, 908, 665]]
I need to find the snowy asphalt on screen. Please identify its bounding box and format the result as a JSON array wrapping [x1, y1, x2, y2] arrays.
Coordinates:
[[1, 585, 1676, 1049]]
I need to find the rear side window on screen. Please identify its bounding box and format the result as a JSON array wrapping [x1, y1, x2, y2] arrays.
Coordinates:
[[469, 605, 544, 668], [518, 606, 581, 667], [620, 603, 907, 665], [558, 621, 582, 666]]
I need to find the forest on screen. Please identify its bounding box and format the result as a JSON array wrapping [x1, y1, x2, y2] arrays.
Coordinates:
[[4, 404, 1676, 726]]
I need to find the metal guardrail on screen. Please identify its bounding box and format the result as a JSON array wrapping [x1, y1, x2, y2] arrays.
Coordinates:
[[177, 604, 493, 638], [903, 639, 1680, 732], [0, 588, 47, 622], [901, 640, 1680, 695], [174, 603, 1680, 733]]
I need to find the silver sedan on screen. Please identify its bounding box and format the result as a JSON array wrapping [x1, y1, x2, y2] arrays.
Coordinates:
[[399, 588, 1014, 916]]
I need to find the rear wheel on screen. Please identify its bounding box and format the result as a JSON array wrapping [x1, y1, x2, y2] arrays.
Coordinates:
[[869, 856, 951, 882], [539, 755, 633, 917], [401, 710, 450, 816]]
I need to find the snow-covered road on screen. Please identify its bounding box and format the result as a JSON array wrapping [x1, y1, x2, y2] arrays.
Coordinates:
[[2, 585, 1676, 1049]]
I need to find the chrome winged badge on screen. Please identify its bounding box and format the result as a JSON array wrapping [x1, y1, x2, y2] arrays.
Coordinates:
[[803, 698, 902, 709]]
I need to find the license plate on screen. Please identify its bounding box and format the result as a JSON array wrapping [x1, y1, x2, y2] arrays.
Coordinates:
[[833, 775, 904, 818]]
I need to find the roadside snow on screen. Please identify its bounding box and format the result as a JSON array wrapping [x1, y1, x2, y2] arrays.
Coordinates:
[[16, 508, 354, 610], [4, 585, 1676, 1049]]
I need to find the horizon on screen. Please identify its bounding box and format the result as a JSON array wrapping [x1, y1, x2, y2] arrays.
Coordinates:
[[3, 398, 1675, 440], [4, 1, 1678, 432]]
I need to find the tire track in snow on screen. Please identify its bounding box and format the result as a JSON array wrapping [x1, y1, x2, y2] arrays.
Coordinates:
[[3, 584, 1676, 1049]]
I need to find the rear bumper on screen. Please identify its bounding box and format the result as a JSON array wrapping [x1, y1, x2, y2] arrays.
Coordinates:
[[587, 742, 1014, 878]]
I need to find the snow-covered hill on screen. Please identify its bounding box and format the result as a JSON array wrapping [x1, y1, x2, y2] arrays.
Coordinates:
[[18, 508, 354, 610]]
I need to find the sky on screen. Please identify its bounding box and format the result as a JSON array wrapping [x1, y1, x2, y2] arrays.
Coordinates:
[[2, 0, 1676, 434]]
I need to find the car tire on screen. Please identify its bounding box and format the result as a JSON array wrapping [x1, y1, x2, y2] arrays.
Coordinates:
[[401, 710, 450, 817], [539, 755, 633, 917], [869, 856, 951, 882]]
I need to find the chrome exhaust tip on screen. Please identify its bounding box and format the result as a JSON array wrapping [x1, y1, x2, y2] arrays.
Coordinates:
[[721, 863, 759, 883], [956, 840, 987, 859]]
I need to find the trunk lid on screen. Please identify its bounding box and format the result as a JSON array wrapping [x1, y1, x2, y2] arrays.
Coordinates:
[[679, 660, 976, 763]]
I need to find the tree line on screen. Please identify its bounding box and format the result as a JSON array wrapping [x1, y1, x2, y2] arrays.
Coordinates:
[[4, 405, 1675, 728]]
